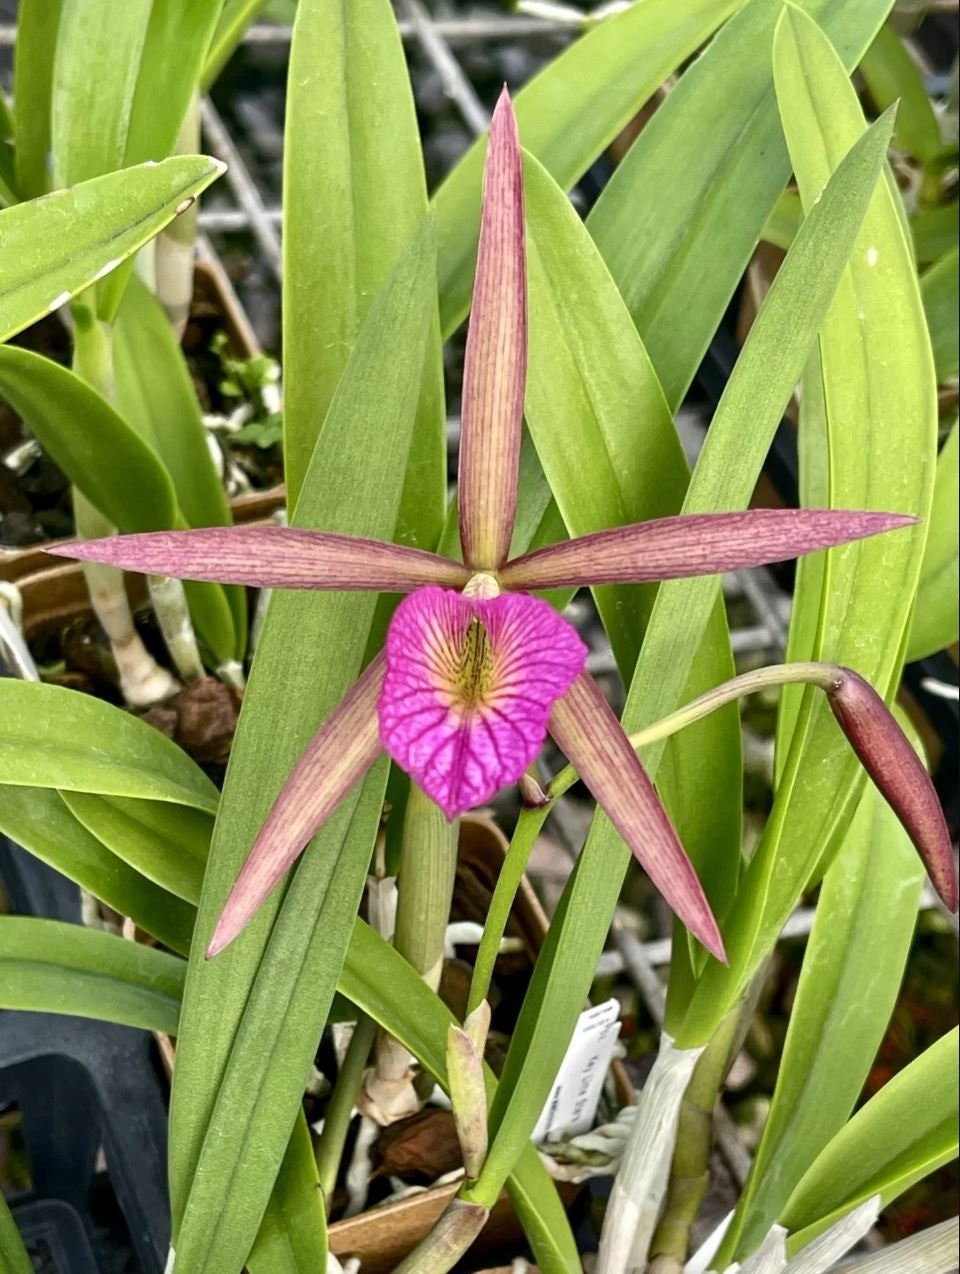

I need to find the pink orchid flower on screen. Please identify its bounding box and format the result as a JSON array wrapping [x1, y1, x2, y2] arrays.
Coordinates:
[[51, 90, 948, 960]]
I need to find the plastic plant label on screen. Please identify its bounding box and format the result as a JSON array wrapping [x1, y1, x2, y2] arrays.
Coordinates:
[[532, 997, 622, 1144]]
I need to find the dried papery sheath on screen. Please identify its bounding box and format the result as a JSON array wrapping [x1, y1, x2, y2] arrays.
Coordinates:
[[596, 1033, 706, 1274], [827, 670, 957, 909], [379, 587, 585, 819], [683, 1211, 734, 1274], [735, 1224, 788, 1274], [834, 1216, 959, 1274], [457, 88, 527, 570], [393, 1199, 490, 1274], [446, 1020, 489, 1179], [782, 1195, 880, 1274]]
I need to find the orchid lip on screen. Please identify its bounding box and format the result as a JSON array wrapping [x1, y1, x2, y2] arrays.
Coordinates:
[[378, 586, 586, 820]]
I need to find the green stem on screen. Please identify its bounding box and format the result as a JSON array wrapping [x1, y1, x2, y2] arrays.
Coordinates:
[[467, 803, 549, 1016], [468, 663, 840, 1020], [649, 1005, 743, 1263], [368, 785, 458, 1119], [393, 783, 459, 990], [314, 1013, 377, 1211]]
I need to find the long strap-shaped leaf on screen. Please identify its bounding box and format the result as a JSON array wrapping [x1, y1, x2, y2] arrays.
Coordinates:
[[435, 0, 740, 335], [0, 916, 185, 1035], [0, 679, 218, 813], [678, 7, 940, 1048], [0, 156, 223, 342], [781, 1029, 959, 1250], [723, 769, 926, 1257], [167, 222, 443, 1274], [585, 0, 891, 410]]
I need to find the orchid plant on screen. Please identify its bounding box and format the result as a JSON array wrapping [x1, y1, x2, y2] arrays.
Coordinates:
[[1, 3, 958, 1274], [50, 93, 948, 976]]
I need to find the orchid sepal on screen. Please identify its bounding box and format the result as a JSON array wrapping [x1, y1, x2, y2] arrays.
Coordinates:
[[548, 671, 726, 963], [457, 87, 526, 572], [499, 509, 917, 591], [206, 651, 386, 957], [47, 526, 471, 592]]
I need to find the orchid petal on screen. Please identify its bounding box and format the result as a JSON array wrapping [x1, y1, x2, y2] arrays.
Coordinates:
[[548, 672, 726, 962], [207, 653, 386, 957], [457, 88, 526, 571], [827, 668, 958, 910], [379, 587, 585, 820], [48, 526, 470, 592], [500, 509, 916, 590]]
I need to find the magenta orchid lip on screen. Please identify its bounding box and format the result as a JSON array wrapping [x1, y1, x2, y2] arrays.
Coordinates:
[[46, 87, 953, 965]]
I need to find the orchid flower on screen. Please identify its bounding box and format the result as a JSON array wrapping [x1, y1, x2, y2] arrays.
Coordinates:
[[52, 90, 932, 961]]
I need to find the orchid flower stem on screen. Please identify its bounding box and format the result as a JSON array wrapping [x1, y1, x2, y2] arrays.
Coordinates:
[[467, 803, 550, 1017], [469, 663, 839, 1018], [314, 1012, 378, 1213], [367, 785, 459, 1122], [549, 661, 841, 804]]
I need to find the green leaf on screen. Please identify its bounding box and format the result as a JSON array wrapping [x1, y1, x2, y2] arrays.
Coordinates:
[[0, 916, 186, 1035], [484, 100, 896, 1201], [781, 1029, 959, 1248], [202, 0, 273, 90], [341, 920, 580, 1274], [114, 272, 246, 656], [0, 344, 178, 527], [436, 0, 740, 336], [246, 1113, 329, 1274], [585, 0, 891, 410], [167, 222, 438, 1274], [124, 0, 225, 165], [912, 201, 958, 264], [725, 760, 926, 1259], [0, 341, 235, 662], [0, 155, 224, 343], [860, 22, 943, 165], [522, 151, 741, 926], [0, 679, 219, 813], [12, 0, 64, 199], [920, 248, 960, 383], [907, 421, 959, 660], [0, 1193, 32, 1274], [0, 786, 196, 955], [679, 8, 936, 1047], [60, 790, 209, 904], [51, 0, 153, 187], [282, 0, 445, 550]]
